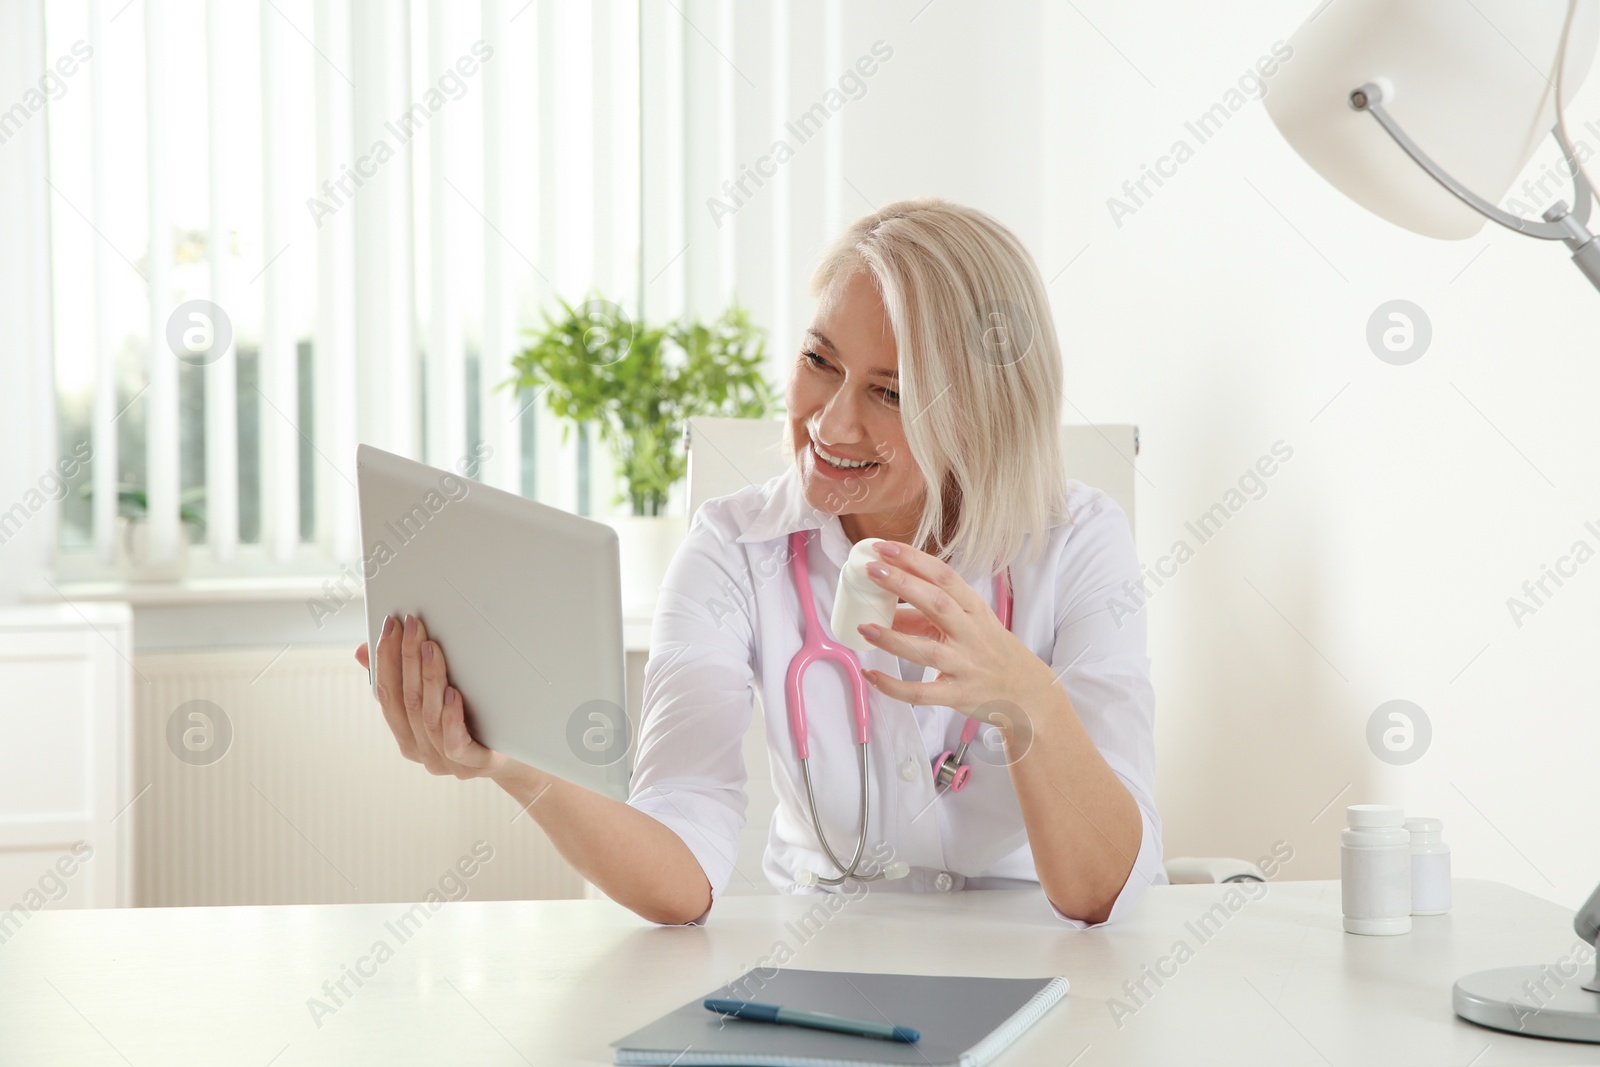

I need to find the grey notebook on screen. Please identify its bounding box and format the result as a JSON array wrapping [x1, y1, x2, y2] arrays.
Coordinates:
[[611, 968, 1069, 1067]]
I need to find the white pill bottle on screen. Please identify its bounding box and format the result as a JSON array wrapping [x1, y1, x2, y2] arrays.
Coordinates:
[[1341, 804, 1412, 935], [831, 538, 896, 653], [1405, 816, 1451, 916]]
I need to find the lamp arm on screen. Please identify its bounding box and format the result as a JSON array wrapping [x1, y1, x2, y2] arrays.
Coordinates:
[[1552, 115, 1595, 228], [1350, 82, 1600, 291], [1348, 83, 1571, 240], [1578, 878, 1600, 994]]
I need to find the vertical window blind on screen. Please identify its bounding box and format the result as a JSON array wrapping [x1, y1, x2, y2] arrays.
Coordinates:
[[42, 0, 643, 578], [33, 0, 838, 581]]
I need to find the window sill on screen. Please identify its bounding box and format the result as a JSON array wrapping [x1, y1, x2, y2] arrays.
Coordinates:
[[27, 576, 656, 653], [28, 576, 338, 607]]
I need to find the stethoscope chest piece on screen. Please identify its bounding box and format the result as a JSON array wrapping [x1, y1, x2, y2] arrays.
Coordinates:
[[932, 747, 973, 792]]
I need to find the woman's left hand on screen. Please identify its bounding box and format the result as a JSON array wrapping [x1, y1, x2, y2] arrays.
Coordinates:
[[855, 540, 1056, 718]]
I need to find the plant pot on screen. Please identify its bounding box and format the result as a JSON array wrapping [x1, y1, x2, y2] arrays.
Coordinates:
[[117, 516, 189, 582], [608, 514, 686, 616]]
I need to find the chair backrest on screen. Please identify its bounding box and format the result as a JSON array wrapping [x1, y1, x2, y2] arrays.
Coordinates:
[[686, 418, 1139, 534], [681, 417, 1140, 894]]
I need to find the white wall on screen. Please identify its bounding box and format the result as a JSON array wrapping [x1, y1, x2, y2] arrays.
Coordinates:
[[1032, 0, 1600, 908], [0, 1, 55, 609]]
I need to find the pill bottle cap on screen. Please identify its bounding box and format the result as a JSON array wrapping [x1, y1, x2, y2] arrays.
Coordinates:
[[844, 537, 896, 598], [845, 537, 886, 564], [1346, 804, 1405, 827], [840, 538, 888, 593], [1403, 817, 1442, 834]]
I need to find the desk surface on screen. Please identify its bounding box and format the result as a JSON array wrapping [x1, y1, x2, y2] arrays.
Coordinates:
[[0, 879, 1593, 1065]]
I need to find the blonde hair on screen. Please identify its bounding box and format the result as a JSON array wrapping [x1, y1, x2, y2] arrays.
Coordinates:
[[808, 196, 1066, 573]]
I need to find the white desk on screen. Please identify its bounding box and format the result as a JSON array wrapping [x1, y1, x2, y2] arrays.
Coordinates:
[[0, 879, 1592, 1065]]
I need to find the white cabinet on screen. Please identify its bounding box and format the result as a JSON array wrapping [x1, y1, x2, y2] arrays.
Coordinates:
[[0, 604, 131, 916]]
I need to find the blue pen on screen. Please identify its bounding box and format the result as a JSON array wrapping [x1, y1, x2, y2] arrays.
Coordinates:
[[704, 998, 919, 1043]]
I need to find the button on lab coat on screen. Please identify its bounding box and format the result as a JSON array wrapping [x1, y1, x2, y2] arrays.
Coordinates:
[[626, 466, 1165, 927]]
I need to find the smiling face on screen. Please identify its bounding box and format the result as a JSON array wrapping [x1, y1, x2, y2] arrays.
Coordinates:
[[787, 269, 926, 544]]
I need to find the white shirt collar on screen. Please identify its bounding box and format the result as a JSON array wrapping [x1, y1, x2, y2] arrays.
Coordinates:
[[734, 466, 856, 567]]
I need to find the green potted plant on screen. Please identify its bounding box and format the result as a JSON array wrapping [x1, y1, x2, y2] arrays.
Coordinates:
[[505, 296, 774, 608], [78, 482, 206, 581]]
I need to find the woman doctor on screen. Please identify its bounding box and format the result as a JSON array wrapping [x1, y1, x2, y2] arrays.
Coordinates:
[[355, 196, 1163, 927]]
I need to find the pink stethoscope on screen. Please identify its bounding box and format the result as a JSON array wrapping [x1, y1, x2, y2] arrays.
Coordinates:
[[784, 529, 1013, 886]]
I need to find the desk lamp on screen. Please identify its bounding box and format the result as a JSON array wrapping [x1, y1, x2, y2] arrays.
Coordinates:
[[1262, 0, 1600, 1041], [1263, 0, 1600, 289]]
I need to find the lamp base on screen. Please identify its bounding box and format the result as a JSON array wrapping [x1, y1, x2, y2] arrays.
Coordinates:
[[1454, 966, 1600, 1042]]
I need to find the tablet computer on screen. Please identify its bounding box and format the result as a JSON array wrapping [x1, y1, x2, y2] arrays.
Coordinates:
[[356, 444, 631, 800]]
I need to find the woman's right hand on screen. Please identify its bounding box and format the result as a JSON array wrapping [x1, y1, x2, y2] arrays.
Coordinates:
[[357, 616, 710, 925], [355, 613, 521, 782]]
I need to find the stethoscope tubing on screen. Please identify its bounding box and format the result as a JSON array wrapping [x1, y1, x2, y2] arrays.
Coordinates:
[[785, 530, 1013, 885], [799, 746, 873, 884]]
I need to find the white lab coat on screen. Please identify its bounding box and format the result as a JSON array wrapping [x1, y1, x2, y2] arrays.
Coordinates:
[[627, 465, 1165, 927]]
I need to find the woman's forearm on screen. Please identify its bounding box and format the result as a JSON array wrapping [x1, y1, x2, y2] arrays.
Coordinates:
[[494, 765, 713, 926], [1004, 681, 1142, 924]]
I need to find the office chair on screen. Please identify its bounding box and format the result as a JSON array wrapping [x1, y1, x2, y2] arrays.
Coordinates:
[[684, 417, 1260, 893]]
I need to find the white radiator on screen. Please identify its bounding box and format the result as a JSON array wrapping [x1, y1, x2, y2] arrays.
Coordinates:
[[132, 646, 586, 907]]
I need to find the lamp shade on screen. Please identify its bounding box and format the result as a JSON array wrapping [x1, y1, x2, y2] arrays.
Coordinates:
[[1262, 0, 1600, 239]]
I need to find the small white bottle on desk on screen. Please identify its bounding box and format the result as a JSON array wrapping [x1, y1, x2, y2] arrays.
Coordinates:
[[1341, 804, 1412, 935], [1405, 816, 1451, 915]]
